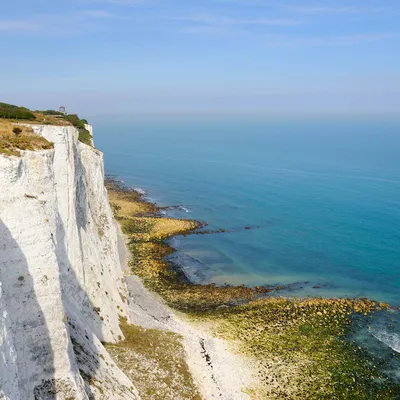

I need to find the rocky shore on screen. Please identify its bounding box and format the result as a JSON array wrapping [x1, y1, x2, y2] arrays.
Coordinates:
[[106, 179, 400, 399], [108, 181, 255, 400]]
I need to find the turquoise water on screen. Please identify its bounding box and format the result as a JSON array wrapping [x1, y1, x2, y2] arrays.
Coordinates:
[[95, 115, 400, 349]]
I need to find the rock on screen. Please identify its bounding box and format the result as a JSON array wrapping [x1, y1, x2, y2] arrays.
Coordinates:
[[0, 124, 139, 399]]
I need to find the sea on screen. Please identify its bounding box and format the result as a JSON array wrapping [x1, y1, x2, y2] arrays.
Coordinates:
[[94, 115, 400, 355]]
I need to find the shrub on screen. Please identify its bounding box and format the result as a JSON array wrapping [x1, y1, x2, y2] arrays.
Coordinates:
[[0, 102, 36, 120], [1, 103, 92, 146], [41, 110, 65, 116], [78, 128, 92, 146], [66, 114, 86, 129]]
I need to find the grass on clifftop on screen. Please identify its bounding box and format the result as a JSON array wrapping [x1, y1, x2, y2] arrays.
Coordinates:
[[37, 111, 92, 146], [0, 119, 53, 156], [107, 179, 400, 399], [0, 102, 92, 146]]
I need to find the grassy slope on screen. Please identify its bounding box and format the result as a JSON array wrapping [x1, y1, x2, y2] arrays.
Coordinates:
[[105, 318, 201, 400], [0, 102, 92, 152], [0, 119, 53, 156]]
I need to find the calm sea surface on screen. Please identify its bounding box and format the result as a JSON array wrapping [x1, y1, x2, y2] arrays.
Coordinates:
[[94, 115, 400, 351]]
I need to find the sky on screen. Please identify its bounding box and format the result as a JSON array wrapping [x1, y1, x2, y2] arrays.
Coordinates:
[[1, 0, 400, 116]]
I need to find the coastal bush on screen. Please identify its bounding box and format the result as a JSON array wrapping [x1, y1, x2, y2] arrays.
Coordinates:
[[35, 109, 92, 145], [0, 102, 36, 120], [65, 114, 86, 129], [0, 103, 35, 120], [0, 102, 92, 148], [56, 113, 93, 145], [41, 110, 65, 116], [78, 128, 92, 146]]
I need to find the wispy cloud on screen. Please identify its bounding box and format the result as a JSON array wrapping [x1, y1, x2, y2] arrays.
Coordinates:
[[180, 25, 226, 35], [77, 0, 146, 5], [82, 9, 126, 18], [0, 20, 43, 32], [285, 5, 387, 14], [173, 14, 303, 27], [289, 6, 359, 13], [262, 33, 399, 47], [0, 9, 127, 36]]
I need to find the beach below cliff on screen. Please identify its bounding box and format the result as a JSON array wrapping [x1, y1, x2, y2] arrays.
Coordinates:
[[115, 217, 255, 400], [107, 179, 400, 400]]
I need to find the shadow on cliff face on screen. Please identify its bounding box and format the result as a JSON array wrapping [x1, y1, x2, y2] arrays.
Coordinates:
[[74, 141, 90, 245], [51, 142, 135, 399], [53, 216, 103, 400], [0, 215, 110, 399], [0, 138, 135, 399], [47, 137, 102, 399], [50, 213, 95, 399], [71, 141, 114, 342], [72, 140, 103, 337], [66, 142, 112, 398], [0, 220, 57, 399]]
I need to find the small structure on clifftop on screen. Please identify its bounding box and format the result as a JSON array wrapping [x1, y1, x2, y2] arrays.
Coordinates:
[[59, 105, 66, 114]]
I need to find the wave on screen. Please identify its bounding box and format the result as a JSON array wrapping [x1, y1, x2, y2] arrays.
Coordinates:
[[168, 205, 191, 213], [372, 330, 400, 354], [134, 187, 147, 195]]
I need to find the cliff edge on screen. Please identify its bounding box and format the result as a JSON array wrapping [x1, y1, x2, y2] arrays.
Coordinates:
[[0, 123, 140, 399]]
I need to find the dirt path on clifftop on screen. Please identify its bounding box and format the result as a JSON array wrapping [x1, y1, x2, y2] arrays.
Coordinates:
[[115, 222, 254, 400]]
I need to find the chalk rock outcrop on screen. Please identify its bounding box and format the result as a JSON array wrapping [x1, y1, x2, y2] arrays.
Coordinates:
[[0, 125, 139, 399]]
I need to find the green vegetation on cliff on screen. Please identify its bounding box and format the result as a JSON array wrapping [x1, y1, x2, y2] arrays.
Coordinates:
[[0, 102, 92, 146], [105, 318, 201, 400], [0, 119, 53, 156], [40, 110, 92, 145], [0, 102, 36, 120]]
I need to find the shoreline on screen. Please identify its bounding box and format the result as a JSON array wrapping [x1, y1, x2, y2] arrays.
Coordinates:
[[113, 193, 255, 400], [107, 178, 400, 399]]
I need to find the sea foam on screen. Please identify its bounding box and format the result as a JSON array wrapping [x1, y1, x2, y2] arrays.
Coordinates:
[[372, 330, 400, 354], [134, 187, 147, 195]]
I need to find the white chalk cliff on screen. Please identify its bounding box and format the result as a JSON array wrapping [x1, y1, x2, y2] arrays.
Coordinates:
[[0, 125, 140, 399]]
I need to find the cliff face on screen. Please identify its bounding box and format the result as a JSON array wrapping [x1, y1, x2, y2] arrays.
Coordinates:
[[0, 125, 139, 399]]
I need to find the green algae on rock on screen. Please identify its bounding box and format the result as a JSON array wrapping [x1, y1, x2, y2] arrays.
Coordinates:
[[206, 297, 400, 399], [107, 179, 400, 399]]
